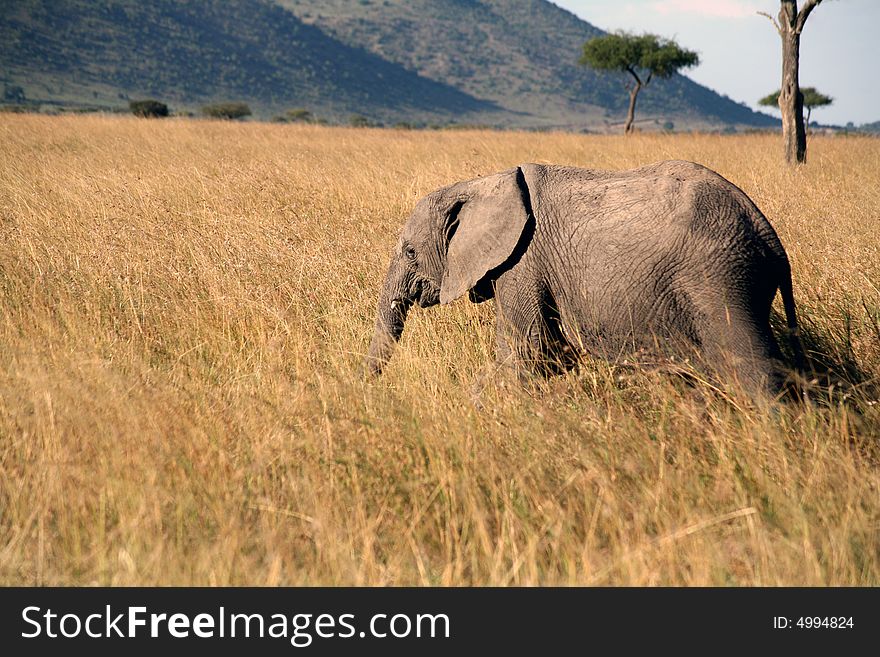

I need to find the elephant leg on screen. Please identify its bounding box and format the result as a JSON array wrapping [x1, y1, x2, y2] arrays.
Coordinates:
[[492, 285, 577, 380], [468, 327, 524, 409], [699, 304, 785, 398], [495, 319, 541, 380], [469, 290, 551, 407]]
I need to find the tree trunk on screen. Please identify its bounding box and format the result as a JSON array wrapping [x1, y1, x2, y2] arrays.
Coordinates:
[[624, 83, 641, 135], [776, 0, 818, 164], [779, 29, 806, 163], [768, 1, 823, 163]]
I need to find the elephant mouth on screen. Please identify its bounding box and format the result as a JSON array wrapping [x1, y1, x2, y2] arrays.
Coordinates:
[[416, 286, 440, 308], [387, 297, 412, 334]]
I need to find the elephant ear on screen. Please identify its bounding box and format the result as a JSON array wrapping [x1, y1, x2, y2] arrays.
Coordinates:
[[440, 167, 531, 305]]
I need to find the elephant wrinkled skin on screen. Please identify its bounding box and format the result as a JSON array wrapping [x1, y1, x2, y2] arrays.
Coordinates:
[[366, 160, 804, 396]]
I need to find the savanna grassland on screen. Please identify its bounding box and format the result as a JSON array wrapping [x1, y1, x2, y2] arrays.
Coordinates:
[[1, 114, 878, 585]]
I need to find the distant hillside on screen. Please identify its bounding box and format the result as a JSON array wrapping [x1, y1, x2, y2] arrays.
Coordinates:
[[860, 120, 880, 133], [0, 0, 494, 122], [0, 0, 778, 129], [280, 0, 777, 129]]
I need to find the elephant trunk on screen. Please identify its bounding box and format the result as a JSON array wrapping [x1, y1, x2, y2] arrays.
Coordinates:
[[365, 256, 411, 376]]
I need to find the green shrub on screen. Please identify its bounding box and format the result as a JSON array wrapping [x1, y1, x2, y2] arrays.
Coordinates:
[[201, 102, 252, 120], [3, 85, 26, 103], [274, 108, 313, 123], [129, 99, 169, 118], [349, 114, 372, 128]]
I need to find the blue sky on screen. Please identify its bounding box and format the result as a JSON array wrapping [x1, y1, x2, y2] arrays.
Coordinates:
[[552, 0, 878, 126]]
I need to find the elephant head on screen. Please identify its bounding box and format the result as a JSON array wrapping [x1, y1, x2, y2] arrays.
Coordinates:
[[366, 166, 532, 375]]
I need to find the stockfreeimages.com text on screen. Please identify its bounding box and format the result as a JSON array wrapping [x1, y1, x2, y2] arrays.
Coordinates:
[[22, 606, 450, 647]]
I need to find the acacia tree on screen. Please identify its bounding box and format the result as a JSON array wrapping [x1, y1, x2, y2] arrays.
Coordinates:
[[759, 0, 826, 164], [580, 32, 699, 134], [759, 87, 833, 125]]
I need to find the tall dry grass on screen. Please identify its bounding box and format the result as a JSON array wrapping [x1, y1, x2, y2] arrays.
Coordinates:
[[0, 114, 878, 585]]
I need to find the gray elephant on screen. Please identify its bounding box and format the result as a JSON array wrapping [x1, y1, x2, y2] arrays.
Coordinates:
[[366, 160, 804, 396]]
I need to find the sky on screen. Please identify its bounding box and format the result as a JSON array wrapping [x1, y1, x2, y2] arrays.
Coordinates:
[[551, 0, 878, 126]]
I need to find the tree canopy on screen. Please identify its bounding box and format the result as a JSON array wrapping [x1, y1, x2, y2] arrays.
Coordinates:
[[759, 86, 833, 125], [759, 87, 833, 111], [580, 32, 699, 85]]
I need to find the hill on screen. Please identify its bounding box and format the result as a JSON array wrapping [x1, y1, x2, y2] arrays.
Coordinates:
[[1, 0, 778, 129], [280, 0, 777, 130], [0, 0, 495, 123]]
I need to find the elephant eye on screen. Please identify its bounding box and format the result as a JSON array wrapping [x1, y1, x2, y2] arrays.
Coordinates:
[[404, 245, 417, 261]]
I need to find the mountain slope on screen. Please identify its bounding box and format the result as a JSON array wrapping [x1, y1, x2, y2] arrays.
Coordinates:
[[280, 0, 776, 129], [0, 0, 776, 129], [0, 0, 494, 121]]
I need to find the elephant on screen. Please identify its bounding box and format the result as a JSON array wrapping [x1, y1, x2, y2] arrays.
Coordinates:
[[366, 160, 804, 397]]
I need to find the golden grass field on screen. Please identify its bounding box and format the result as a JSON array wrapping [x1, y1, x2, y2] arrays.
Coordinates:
[[1, 114, 878, 585]]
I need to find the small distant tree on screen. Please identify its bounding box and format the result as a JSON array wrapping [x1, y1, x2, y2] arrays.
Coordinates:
[[758, 86, 832, 125], [579, 32, 699, 134], [201, 102, 252, 120], [286, 108, 312, 122], [274, 108, 313, 123], [349, 114, 372, 128], [129, 99, 169, 118]]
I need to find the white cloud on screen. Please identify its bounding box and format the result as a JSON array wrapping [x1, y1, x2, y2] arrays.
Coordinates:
[[650, 0, 762, 19]]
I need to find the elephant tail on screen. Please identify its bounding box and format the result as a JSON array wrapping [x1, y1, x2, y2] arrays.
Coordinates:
[[779, 264, 806, 372]]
